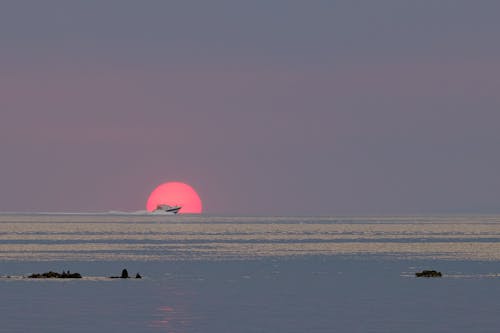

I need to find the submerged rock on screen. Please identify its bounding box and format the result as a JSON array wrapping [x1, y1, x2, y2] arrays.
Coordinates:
[[415, 270, 442, 278], [27, 271, 82, 279]]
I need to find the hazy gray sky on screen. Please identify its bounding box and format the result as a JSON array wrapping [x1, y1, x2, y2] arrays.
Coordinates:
[[1, 1, 499, 215]]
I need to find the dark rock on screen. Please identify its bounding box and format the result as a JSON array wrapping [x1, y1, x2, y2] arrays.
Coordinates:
[[110, 269, 130, 279], [415, 270, 442, 278], [62, 271, 82, 279], [27, 270, 82, 279], [135, 273, 142, 279], [28, 271, 59, 278]]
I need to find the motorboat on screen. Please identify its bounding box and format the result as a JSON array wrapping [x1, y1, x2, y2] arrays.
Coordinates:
[[152, 204, 182, 214]]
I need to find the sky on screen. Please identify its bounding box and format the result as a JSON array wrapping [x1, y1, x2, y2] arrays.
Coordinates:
[[1, 1, 499, 215]]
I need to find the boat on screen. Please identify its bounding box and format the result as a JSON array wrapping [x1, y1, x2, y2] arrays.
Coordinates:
[[152, 204, 182, 214]]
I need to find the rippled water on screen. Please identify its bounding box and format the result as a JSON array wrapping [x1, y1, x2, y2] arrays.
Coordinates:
[[2, 214, 500, 261], [1, 214, 500, 332]]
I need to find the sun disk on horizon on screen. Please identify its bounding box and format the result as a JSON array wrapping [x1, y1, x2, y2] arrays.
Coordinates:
[[146, 182, 202, 214]]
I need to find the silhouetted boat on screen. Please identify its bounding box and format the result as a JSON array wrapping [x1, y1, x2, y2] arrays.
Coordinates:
[[153, 204, 181, 214]]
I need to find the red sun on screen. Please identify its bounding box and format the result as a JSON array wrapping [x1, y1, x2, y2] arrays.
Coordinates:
[[146, 182, 202, 214]]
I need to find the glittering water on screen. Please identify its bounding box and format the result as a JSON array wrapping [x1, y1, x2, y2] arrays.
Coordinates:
[[2, 214, 500, 261], [1, 214, 500, 332]]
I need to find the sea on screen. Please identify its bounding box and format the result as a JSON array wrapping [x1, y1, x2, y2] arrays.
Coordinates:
[[1, 214, 500, 333]]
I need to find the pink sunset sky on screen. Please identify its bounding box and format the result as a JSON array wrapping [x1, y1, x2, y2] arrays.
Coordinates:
[[1, 1, 499, 215]]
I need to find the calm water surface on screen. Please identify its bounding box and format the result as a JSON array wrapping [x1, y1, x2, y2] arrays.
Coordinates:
[[1, 214, 500, 332]]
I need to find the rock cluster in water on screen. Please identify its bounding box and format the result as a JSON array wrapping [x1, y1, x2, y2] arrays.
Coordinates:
[[22, 268, 142, 279], [415, 270, 442, 278], [28, 271, 82, 279], [110, 269, 142, 279]]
